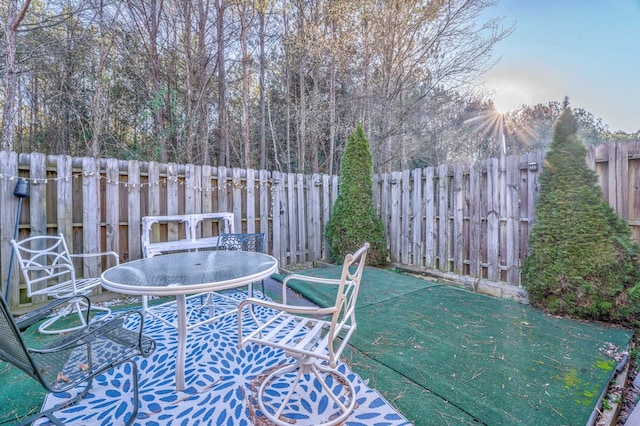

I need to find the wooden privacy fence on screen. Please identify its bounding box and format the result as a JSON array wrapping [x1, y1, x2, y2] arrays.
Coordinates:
[[1, 140, 639, 307]]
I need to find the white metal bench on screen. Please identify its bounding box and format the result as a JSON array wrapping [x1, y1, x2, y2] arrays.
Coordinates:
[[141, 213, 235, 258]]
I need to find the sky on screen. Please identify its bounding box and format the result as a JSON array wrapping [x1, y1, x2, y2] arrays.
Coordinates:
[[477, 1, 640, 133]]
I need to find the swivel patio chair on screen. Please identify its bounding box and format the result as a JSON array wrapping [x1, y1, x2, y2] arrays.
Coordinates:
[[11, 233, 119, 334], [0, 294, 156, 426], [237, 242, 369, 426]]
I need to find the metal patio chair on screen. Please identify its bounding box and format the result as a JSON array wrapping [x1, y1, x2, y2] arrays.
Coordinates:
[[11, 233, 119, 334], [217, 232, 266, 295], [237, 243, 369, 426], [0, 294, 156, 426]]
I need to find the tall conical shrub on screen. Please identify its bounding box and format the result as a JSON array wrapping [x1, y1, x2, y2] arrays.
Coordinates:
[[325, 124, 388, 265], [522, 108, 640, 326]]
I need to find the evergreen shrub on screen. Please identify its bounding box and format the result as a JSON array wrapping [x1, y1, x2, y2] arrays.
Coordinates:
[[522, 108, 640, 326], [325, 124, 388, 265]]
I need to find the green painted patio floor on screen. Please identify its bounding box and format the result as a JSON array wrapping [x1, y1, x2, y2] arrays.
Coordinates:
[[279, 267, 633, 426]]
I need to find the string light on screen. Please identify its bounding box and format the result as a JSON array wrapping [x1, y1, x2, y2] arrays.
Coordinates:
[[0, 171, 286, 193]]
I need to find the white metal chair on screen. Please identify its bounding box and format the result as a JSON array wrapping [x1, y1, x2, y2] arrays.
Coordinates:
[[11, 233, 119, 334], [238, 242, 369, 426]]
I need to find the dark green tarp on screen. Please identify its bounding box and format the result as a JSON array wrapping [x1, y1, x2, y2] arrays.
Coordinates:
[[277, 266, 632, 425]]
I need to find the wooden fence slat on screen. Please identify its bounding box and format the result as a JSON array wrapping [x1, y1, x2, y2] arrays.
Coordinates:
[[296, 173, 306, 263], [469, 163, 481, 277], [617, 142, 629, 219], [27, 154, 48, 303], [217, 166, 229, 226], [232, 168, 243, 231], [105, 158, 120, 256], [246, 168, 256, 233], [0, 151, 19, 305], [55, 156, 74, 244], [506, 156, 520, 285], [184, 164, 198, 215], [423, 167, 435, 268], [322, 174, 331, 259], [452, 165, 464, 275], [259, 170, 269, 245], [82, 157, 100, 283], [127, 161, 141, 261], [201, 165, 213, 217], [309, 174, 321, 261], [389, 171, 402, 262], [286, 173, 297, 264], [437, 165, 448, 272], [400, 169, 410, 265], [272, 172, 286, 264], [486, 158, 499, 281], [378, 173, 390, 251], [411, 168, 422, 266], [166, 163, 179, 241]]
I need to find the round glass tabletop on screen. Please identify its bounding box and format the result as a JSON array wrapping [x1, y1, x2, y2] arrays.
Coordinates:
[[101, 251, 278, 295]]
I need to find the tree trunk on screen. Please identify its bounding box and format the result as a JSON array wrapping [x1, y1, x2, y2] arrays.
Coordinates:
[[2, 0, 31, 152], [258, 5, 266, 170], [239, 2, 251, 169], [216, 0, 228, 167]]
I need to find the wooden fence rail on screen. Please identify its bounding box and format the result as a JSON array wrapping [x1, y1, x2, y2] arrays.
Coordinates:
[[1, 141, 639, 307]]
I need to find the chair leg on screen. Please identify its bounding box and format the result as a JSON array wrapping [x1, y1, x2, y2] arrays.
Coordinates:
[[17, 360, 140, 426], [37, 299, 111, 335], [257, 361, 356, 426], [17, 378, 93, 426]]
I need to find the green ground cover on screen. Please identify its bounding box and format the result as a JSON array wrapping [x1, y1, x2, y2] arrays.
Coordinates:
[[279, 266, 633, 425], [2, 269, 632, 425]]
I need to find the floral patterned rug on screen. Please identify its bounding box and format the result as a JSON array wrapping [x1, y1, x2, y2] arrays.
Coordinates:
[[38, 292, 411, 425]]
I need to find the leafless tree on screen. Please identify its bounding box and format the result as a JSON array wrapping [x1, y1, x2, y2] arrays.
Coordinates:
[[2, 0, 31, 152]]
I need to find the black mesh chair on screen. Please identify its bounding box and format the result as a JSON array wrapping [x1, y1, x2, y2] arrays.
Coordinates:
[[217, 233, 266, 295], [0, 294, 155, 426]]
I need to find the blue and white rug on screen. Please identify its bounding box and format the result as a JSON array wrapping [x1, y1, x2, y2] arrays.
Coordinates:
[[39, 292, 411, 425]]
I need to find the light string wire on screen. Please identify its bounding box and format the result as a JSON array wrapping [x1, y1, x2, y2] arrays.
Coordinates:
[[0, 171, 285, 193]]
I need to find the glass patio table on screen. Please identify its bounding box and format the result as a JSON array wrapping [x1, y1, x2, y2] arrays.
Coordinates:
[[100, 250, 278, 391]]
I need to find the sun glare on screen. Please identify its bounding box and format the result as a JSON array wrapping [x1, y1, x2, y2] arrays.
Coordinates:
[[464, 108, 537, 156], [491, 85, 531, 114]]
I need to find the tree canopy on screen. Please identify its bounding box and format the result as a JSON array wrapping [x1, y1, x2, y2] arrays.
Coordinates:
[[2, 1, 635, 174], [2, 0, 514, 172]]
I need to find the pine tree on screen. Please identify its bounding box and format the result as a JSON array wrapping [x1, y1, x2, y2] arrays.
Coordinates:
[[522, 108, 640, 326], [325, 124, 388, 265]]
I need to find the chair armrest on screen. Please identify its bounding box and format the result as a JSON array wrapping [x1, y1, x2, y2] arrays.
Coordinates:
[[281, 273, 342, 303], [22, 263, 74, 274], [238, 297, 336, 317], [70, 251, 120, 265], [16, 295, 91, 332]]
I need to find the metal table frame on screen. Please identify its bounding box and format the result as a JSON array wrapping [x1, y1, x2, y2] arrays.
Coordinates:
[[100, 251, 278, 391]]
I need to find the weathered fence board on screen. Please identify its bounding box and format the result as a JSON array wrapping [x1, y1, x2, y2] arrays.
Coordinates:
[[1, 140, 639, 308], [0, 151, 19, 306]]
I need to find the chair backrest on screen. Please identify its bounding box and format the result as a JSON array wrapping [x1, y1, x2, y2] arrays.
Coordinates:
[[327, 242, 369, 362], [0, 295, 39, 381], [217, 233, 265, 253], [11, 234, 75, 298]]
